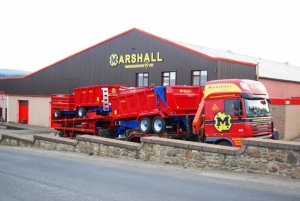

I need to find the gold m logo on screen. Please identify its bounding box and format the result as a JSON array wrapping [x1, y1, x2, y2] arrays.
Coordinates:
[[213, 112, 232, 132], [109, 54, 118, 67]]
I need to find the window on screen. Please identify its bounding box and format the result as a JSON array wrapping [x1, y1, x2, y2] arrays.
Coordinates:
[[136, 73, 148, 86], [192, 70, 207, 86], [162, 72, 176, 86], [244, 98, 270, 117], [225, 100, 236, 115]]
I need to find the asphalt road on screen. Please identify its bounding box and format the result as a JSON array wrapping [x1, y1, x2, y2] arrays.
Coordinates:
[[0, 146, 299, 201]]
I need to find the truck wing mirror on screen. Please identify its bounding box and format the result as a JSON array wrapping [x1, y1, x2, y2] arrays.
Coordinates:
[[233, 100, 240, 110], [260, 100, 266, 105], [234, 110, 243, 116], [233, 100, 242, 118]]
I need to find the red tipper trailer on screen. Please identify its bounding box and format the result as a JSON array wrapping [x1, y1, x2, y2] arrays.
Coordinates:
[[51, 94, 75, 119], [51, 84, 128, 119], [50, 84, 127, 138]]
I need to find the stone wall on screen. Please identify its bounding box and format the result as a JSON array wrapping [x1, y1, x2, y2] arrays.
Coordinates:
[[1, 134, 299, 179]]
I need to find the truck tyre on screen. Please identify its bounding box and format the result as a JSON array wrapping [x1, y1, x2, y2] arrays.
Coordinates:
[[152, 116, 165, 134], [73, 132, 81, 138], [54, 109, 61, 119], [139, 117, 153, 134], [78, 107, 87, 118], [217, 141, 232, 146], [98, 129, 113, 138]]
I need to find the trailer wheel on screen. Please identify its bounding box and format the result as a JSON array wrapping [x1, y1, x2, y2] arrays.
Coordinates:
[[57, 130, 64, 137], [139, 117, 153, 134], [152, 116, 165, 134], [78, 107, 87, 118], [54, 109, 61, 119]]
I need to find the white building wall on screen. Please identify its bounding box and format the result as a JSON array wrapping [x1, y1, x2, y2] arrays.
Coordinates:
[[7, 95, 51, 128], [285, 105, 300, 141]]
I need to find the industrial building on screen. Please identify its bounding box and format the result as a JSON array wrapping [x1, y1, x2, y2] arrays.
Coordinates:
[[0, 28, 300, 128]]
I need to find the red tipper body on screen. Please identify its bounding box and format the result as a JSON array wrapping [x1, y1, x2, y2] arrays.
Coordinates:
[[110, 86, 157, 120], [74, 85, 121, 108], [111, 85, 203, 120], [51, 94, 75, 111]]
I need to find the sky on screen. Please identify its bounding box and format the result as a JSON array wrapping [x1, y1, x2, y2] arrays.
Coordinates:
[[1, 0, 300, 72]]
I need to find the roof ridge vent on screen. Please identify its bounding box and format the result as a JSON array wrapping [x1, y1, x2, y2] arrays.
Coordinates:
[[226, 49, 233, 53], [284, 62, 289, 65]]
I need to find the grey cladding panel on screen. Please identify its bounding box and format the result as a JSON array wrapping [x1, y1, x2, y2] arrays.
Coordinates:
[[0, 30, 255, 95]]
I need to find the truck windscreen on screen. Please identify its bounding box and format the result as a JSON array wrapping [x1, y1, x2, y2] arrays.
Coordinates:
[[244, 99, 270, 117]]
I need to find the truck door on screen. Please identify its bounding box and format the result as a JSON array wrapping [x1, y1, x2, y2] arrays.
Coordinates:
[[204, 99, 224, 141], [205, 99, 245, 146], [223, 99, 245, 146]]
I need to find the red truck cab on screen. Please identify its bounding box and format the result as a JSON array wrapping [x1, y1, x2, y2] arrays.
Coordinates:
[[194, 79, 274, 147]]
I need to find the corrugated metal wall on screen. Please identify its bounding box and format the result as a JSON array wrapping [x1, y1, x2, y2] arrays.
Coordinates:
[[217, 60, 256, 80], [0, 30, 256, 95]]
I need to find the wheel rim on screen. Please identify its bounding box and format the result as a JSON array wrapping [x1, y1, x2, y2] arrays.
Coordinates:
[[54, 110, 60, 118], [78, 110, 83, 117], [153, 119, 162, 132], [140, 119, 148, 132]]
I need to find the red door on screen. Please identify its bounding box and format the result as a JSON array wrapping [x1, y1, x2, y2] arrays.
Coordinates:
[[19, 100, 28, 124]]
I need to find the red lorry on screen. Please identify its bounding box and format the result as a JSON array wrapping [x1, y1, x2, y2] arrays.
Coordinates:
[[192, 79, 278, 146], [51, 79, 278, 147]]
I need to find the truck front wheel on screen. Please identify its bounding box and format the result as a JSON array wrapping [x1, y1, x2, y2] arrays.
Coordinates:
[[139, 117, 153, 134], [152, 116, 165, 134], [217, 140, 232, 146]]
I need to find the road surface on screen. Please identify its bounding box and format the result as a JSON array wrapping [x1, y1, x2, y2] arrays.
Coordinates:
[[0, 146, 299, 201]]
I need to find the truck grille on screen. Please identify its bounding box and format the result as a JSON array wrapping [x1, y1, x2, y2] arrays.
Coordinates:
[[252, 122, 272, 136]]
